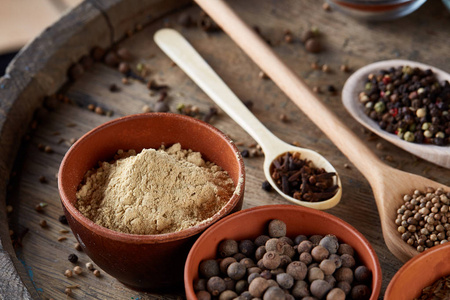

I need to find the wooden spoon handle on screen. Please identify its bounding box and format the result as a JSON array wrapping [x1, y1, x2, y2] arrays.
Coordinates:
[[194, 0, 389, 180]]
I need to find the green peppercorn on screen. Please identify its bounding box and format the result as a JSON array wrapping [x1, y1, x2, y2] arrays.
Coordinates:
[[403, 131, 415, 142], [374, 101, 386, 114]]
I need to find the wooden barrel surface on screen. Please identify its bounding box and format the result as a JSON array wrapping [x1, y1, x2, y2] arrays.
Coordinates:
[[0, 0, 449, 298]]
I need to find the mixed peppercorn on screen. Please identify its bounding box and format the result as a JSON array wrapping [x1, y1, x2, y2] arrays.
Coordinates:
[[359, 66, 450, 146]]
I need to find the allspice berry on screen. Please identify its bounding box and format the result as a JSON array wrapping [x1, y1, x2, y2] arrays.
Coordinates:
[[227, 262, 246, 280], [276, 272, 294, 289], [319, 235, 339, 254], [263, 286, 285, 300], [197, 290, 211, 300], [351, 284, 371, 300], [286, 261, 307, 280], [338, 243, 354, 256], [235, 280, 249, 294], [326, 287, 346, 300], [319, 259, 336, 275], [262, 251, 281, 270], [340, 253, 356, 268], [239, 239, 256, 256], [310, 279, 332, 299], [311, 245, 330, 261], [207, 276, 226, 296], [291, 280, 309, 298], [248, 277, 270, 298], [219, 257, 236, 274], [308, 267, 325, 282], [268, 219, 287, 238], [354, 266, 371, 283], [298, 240, 314, 253], [255, 235, 270, 247], [334, 267, 354, 283], [199, 259, 220, 279], [219, 290, 238, 300]]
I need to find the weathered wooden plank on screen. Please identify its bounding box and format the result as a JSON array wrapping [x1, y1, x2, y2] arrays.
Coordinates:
[[0, 0, 449, 299]]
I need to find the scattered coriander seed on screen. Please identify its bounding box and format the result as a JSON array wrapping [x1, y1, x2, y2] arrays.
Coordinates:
[[340, 64, 350, 72], [94, 106, 104, 115], [65, 288, 72, 296], [322, 2, 331, 11], [93, 269, 101, 277], [44, 146, 53, 153], [39, 220, 48, 228], [64, 269, 73, 278], [73, 266, 82, 275], [74, 243, 82, 251], [86, 262, 95, 270], [68, 254, 78, 263], [280, 114, 289, 122], [259, 71, 269, 79], [87, 104, 95, 111], [322, 64, 330, 73], [142, 105, 152, 113]]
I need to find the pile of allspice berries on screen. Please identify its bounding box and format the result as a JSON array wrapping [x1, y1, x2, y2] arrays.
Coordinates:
[[194, 219, 372, 300]]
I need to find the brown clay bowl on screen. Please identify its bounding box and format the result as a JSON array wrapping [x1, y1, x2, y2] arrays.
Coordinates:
[[58, 112, 245, 290], [184, 204, 382, 299], [385, 242, 450, 300]]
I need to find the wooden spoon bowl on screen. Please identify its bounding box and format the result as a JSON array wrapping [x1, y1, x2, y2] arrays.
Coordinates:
[[342, 59, 450, 169], [193, 0, 450, 262]]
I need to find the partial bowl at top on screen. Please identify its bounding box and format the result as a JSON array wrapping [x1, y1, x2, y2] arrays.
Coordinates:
[[385, 242, 450, 299], [326, 0, 426, 21], [185, 204, 382, 300], [58, 112, 245, 290], [342, 59, 450, 169]]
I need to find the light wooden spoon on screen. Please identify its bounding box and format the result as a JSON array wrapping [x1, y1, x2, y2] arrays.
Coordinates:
[[342, 59, 450, 169], [154, 28, 342, 210], [193, 0, 450, 262]]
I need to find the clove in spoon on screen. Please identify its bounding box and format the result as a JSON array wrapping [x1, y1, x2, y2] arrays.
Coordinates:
[[154, 28, 342, 210], [193, 0, 449, 262]]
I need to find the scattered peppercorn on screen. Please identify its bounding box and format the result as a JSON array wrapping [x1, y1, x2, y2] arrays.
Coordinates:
[[39, 176, 47, 183], [68, 254, 78, 263], [359, 66, 449, 146], [261, 181, 272, 192], [39, 220, 47, 228], [59, 215, 68, 225], [109, 84, 120, 92]]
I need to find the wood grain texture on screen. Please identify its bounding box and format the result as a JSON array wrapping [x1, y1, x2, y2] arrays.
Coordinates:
[[0, 0, 449, 299]]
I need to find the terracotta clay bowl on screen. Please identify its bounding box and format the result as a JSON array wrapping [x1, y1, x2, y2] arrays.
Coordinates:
[[385, 242, 450, 300], [184, 204, 382, 299], [58, 112, 245, 290]]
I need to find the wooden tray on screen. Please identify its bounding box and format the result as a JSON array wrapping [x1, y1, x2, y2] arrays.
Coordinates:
[[1, 0, 449, 298]]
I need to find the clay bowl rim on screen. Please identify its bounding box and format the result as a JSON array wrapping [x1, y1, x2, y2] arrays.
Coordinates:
[[184, 204, 382, 299], [385, 242, 450, 299], [58, 112, 246, 245]]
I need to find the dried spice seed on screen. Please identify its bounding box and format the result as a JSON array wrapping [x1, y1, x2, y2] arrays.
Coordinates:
[[93, 269, 101, 277], [269, 152, 339, 202], [415, 275, 450, 300], [262, 181, 272, 192], [396, 188, 450, 252], [109, 84, 120, 92], [73, 266, 82, 275], [6, 205, 13, 213], [74, 243, 82, 251], [305, 38, 321, 53], [58, 236, 67, 242], [39, 220, 48, 228], [39, 176, 47, 183], [197, 220, 372, 299], [86, 262, 95, 270], [64, 269, 73, 278], [68, 254, 78, 263], [59, 215, 68, 225]]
